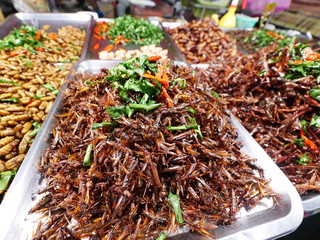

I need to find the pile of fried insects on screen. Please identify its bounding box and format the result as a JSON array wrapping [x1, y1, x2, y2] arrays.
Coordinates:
[[30, 55, 277, 239]]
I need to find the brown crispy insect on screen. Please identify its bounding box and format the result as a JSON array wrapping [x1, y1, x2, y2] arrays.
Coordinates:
[[0, 130, 16, 137], [5, 154, 25, 170], [0, 136, 15, 148], [18, 131, 32, 154]]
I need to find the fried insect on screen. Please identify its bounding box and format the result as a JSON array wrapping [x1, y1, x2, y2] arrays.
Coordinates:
[[31, 60, 276, 239]]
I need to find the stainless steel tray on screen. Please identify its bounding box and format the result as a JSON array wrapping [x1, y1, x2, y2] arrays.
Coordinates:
[[0, 60, 303, 240], [86, 18, 185, 61], [0, 12, 95, 61]]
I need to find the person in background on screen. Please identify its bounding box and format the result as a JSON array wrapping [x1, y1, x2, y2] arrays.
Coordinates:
[[0, 0, 17, 16]]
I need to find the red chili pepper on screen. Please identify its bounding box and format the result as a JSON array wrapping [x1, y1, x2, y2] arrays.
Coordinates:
[[21, 30, 26, 34], [10, 49, 27, 56], [103, 44, 114, 52], [303, 47, 320, 61], [147, 56, 162, 61], [93, 43, 100, 50], [291, 60, 303, 64], [35, 31, 42, 40], [35, 47, 46, 52], [48, 32, 58, 41], [143, 73, 169, 89], [161, 86, 173, 107], [300, 129, 318, 151]]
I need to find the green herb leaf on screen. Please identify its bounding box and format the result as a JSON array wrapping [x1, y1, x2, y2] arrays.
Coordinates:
[[172, 78, 186, 89], [1, 98, 19, 102], [310, 115, 320, 128], [211, 91, 221, 99], [107, 105, 134, 119], [156, 232, 167, 240], [292, 137, 305, 147], [128, 103, 161, 111], [92, 122, 112, 130], [295, 154, 312, 165], [32, 94, 45, 99], [0, 79, 20, 86], [83, 143, 94, 167], [42, 83, 56, 92], [25, 59, 32, 67], [186, 107, 196, 114], [85, 81, 95, 86], [309, 88, 320, 101], [168, 191, 184, 224], [29, 121, 41, 137], [301, 119, 308, 132], [0, 170, 16, 191]]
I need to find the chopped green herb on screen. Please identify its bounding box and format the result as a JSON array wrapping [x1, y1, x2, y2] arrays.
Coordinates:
[[292, 137, 305, 147], [310, 115, 320, 128], [42, 83, 56, 92], [1, 98, 19, 102], [171, 78, 186, 89], [29, 121, 41, 137], [92, 122, 112, 130], [167, 116, 203, 139], [211, 91, 220, 99], [0, 79, 20, 86], [58, 65, 64, 71], [83, 143, 94, 166], [0, 170, 16, 191], [85, 81, 95, 86], [309, 88, 320, 101], [168, 191, 184, 224], [32, 94, 45, 99], [51, 90, 59, 96], [300, 119, 307, 132], [156, 232, 167, 240], [42, 84, 59, 95], [186, 107, 196, 114], [296, 154, 312, 165], [25, 59, 32, 67], [107, 15, 164, 46]]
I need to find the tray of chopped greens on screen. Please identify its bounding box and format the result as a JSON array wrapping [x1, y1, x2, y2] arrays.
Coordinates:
[[88, 16, 184, 61]]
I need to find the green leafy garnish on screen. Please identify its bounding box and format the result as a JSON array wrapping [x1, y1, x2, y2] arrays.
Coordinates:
[[171, 78, 186, 89], [186, 107, 196, 114], [310, 115, 320, 128], [211, 91, 220, 99], [295, 154, 312, 165], [309, 88, 320, 101], [83, 143, 94, 167], [107, 15, 164, 46], [167, 116, 203, 139], [1, 98, 19, 102], [92, 122, 112, 130], [25, 59, 32, 67], [156, 232, 167, 240], [168, 191, 184, 224], [0, 24, 48, 52], [29, 121, 41, 137], [32, 94, 45, 99], [0, 79, 20, 86], [0, 170, 16, 191], [42, 84, 59, 96], [105, 55, 165, 119], [292, 137, 305, 147], [300, 119, 308, 132], [251, 29, 292, 49]]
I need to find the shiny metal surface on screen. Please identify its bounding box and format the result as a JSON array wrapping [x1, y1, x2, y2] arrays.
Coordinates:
[[0, 60, 303, 239]]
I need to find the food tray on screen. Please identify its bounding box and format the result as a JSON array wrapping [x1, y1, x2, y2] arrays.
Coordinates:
[[0, 12, 95, 61], [0, 60, 303, 239], [87, 18, 185, 61]]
